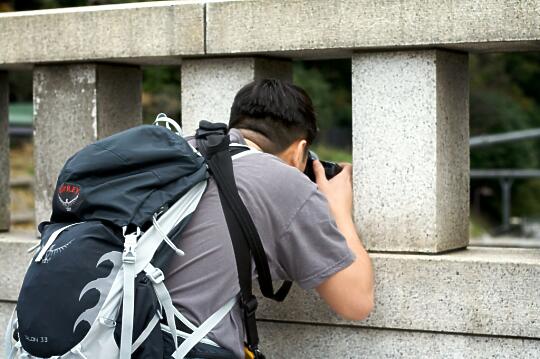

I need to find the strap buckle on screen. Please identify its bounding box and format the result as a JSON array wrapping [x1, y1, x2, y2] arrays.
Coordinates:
[[240, 295, 258, 317], [122, 235, 137, 264], [122, 227, 140, 264], [146, 266, 165, 284], [240, 294, 260, 350]]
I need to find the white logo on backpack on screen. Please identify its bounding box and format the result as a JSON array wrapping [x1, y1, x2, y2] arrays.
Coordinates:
[[73, 251, 122, 332], [42, 239, 76, 264]]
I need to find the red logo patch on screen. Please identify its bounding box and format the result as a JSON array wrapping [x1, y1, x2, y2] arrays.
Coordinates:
[[57, 183, 82, 212]]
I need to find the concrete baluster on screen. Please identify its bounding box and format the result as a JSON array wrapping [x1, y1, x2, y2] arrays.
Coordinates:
[[181, 58, 292, 136], [33, 64, 142, 225], [352, 50, 470, 253]]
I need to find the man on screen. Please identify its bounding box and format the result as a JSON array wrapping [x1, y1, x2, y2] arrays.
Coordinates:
[[164, 79, 374, 358]]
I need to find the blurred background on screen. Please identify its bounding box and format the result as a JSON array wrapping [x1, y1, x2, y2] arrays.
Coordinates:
[[2, 0, 540, 247]]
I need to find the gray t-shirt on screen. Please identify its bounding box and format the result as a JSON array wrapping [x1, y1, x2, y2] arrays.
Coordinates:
[[163, 130, 355, 358]]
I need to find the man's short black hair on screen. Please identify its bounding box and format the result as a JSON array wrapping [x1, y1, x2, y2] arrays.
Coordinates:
[[229, 79, 318, 154]]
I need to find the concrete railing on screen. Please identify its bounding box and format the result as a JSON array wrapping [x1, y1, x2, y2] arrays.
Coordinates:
[[1, 1, 539, 357]]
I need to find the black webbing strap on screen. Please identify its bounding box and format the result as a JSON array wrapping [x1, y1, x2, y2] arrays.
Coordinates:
[[195, 121, 292, 356]]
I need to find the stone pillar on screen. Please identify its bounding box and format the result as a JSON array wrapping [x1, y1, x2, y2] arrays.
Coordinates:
[[0, 72, 9, 231], [181, 57, 292, 136], [34, 64, 142, 225], [352, 50, 469, 253]]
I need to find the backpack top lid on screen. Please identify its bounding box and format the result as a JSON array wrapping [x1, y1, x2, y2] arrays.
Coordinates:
[[51, 125, 207, 228]]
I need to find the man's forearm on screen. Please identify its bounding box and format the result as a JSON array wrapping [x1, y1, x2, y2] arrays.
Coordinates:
[[313, 160, 375, 319], [335, 215, 375, 305]]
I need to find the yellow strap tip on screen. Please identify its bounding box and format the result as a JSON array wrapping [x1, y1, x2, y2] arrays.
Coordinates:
[[244, 346, 255, 359]]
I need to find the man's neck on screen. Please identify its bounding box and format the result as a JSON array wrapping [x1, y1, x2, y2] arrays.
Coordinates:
[[244, 138, 262, 151], [237, 129, 266, 152]]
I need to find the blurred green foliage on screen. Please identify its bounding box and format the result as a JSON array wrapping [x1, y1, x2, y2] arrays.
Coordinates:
[[469, 53, 540, 223], [470, 53, 540, 169], [293, 60, 351, 131], [469, 217, 487, 238], [142, 67, 181, 124], [310, 144, 352, 164], [514, 179, 540, 217]]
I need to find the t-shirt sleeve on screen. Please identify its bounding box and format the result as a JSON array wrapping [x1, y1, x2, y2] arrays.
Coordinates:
[[275, 190, 356, 290]]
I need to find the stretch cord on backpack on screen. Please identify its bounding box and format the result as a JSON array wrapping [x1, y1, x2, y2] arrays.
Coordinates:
[[152, 214, 185, 256], [195, 121, 292, 358]]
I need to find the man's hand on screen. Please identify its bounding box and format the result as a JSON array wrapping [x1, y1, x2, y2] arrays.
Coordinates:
[[313, 159, 375, 321], [313, 160, 353, 221]]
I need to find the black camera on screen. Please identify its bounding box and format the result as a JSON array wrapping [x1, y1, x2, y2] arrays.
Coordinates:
[[304, 150, 343, 182]]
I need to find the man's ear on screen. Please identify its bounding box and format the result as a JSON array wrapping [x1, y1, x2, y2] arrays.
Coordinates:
[[291, 139, 308, 171], [277, 139, 308, 171]]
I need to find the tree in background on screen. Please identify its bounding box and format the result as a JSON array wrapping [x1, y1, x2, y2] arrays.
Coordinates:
[[469, 53, 540, 224], [292, 60, 353, 163], [142, 67, 181, 125], [470, 53, 540, 169]]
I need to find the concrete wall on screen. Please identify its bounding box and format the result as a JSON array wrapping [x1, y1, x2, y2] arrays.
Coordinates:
[[206, 0, 540, 56], [1, 0, 540, 68], [0, 233, 36, 355], [1, 1, 539, 358], [0, 2, 204, 67], [2, 238, 539, 356], [352, 50, 469, 252], [258, 322, 540, 358], [257, 247, 540, 338]]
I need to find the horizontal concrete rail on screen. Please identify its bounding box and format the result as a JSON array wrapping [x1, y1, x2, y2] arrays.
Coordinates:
[[256, 247, 540, 339], [1, 302, 16, 354], [0, 1, 204, 68], [206, 0, 540, 55], [2, 236, 539, 339], [0, 233, 37, 302], [1, 300, 539, 357], [1, 0, 540, 68], [258, 322, 540, 358]]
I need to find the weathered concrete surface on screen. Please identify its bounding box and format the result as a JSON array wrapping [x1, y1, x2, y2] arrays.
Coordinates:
[[0, 234, 33, 355], [0, 72, 9, 231], [181, 57, 292, 136], [207, 0, 540, 56], [1, 0, 539, 67], [0, 2, 204, 68], [0, 301, 16, 355], [2, 297, 539, 357], [2, 238, 539, 339], [34, 64, 142, 225], [258, 321, 540, 359], [257, 247, 540, 339], [0, 234, 37, 302], [352, 50, 469, 253]]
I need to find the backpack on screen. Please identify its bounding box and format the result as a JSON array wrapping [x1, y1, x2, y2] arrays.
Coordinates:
[[4, 116, 291, 359]]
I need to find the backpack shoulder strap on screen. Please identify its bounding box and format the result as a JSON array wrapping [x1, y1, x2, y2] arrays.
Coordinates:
[[195, 121, 292, 357]]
